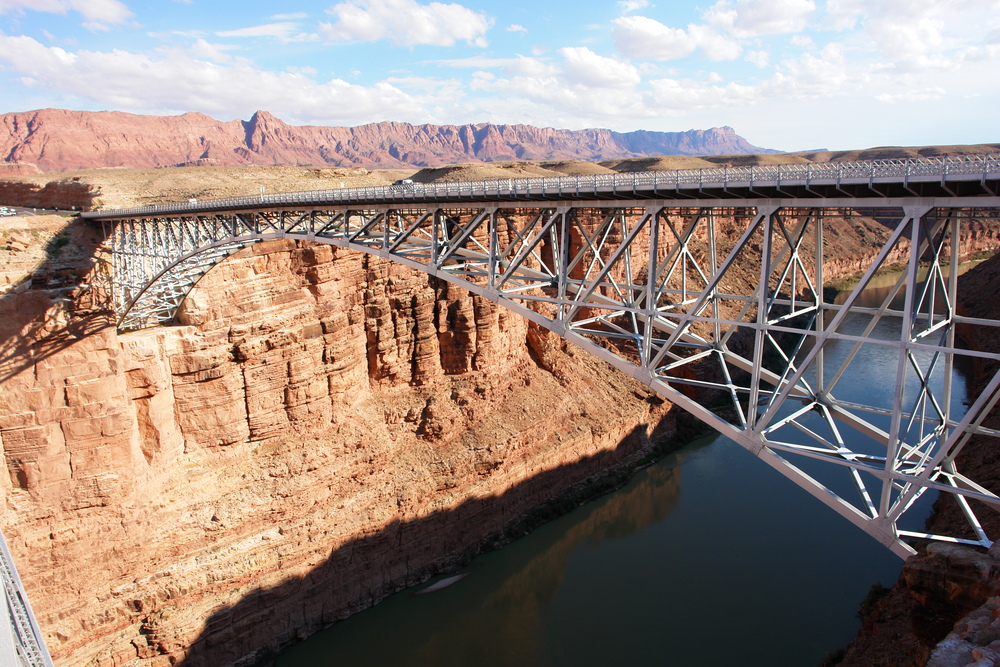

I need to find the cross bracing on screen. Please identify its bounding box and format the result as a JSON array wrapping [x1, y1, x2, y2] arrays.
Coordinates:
[[77, 155, 1000, 561]]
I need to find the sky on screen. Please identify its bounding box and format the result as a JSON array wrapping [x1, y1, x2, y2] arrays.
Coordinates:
[[0, 0, 998, 152]]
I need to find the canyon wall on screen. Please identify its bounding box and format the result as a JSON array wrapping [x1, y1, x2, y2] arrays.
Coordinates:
[[0, 231, 682, 666], [0, 179, 98, 211]]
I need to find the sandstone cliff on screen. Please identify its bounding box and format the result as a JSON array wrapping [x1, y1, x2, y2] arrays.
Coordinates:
[[0, 223, 683, 666], [0, 108, 775, 173]]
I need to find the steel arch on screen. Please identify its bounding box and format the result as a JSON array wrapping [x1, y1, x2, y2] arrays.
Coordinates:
[[92, 197, 1000, 559]]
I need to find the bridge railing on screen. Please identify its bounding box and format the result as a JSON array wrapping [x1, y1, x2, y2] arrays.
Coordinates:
[[83, 153, 1000, 219]]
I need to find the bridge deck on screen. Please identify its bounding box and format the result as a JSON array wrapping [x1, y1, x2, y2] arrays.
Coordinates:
[[82, 154, 1000, 220]]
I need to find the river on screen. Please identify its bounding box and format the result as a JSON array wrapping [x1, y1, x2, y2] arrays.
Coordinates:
[[277, 270, 973, 666]]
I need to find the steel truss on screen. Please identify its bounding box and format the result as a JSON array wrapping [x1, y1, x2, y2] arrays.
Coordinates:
[[99, 198, 1000, 558]]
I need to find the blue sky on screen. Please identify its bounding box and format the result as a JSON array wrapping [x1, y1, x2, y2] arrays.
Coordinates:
[[0, 0, 998, 152]]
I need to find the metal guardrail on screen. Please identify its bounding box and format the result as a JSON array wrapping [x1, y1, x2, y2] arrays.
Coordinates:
[[82, 154, 1000, 219]]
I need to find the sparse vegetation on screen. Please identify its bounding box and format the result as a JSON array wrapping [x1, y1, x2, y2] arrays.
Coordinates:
[[45, 234, 70, 258]]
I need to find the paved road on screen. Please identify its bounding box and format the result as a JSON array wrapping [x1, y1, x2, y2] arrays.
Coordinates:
[[0, 206, 79, 217]]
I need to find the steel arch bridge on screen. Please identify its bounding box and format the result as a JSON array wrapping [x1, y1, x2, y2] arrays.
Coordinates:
[[4, 154, 996, 664], [74, 155, 1000, 561]]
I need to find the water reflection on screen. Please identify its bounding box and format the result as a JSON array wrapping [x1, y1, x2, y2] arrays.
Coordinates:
[[771, 265, 976, 528], [277, 437, 902, 667], [277, 462, 685, 667], [834, 261, 983, 310]]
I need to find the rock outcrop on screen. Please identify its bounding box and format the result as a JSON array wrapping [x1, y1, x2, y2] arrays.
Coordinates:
[[0, 178, 98, 211], [0, 227, 683, 666], [839, 542, 1000, 667], [0, 109, 775, 173], [927, 595, 1000, 666]]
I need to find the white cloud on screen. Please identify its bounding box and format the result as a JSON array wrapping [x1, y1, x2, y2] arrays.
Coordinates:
[[467, 72, 648, 122], [430, 55, 520, 68], [705, 0, 816, 37], [319, 0, 492, 47], [687, 23, 743, 60], [457, 48, 653, 124], [611, 16, 741, 61], [824, 0, 864, 31], [1, 0, 996, 150], [646, 76, 757, 112], [612, 16, 695, 60], [558, 46, 640, 88], [215, 22, 313, 41], [384, 75, 465, 99], [506, 24, 526, 33], [617, 0, 651, 13], [0, 34, 422, 125], [188, 38, 236, 63], [964, 43, 1000, 61], [745, 49, 768, 67], [790, 34, 814, 49], [764, 43, 853, 98], [504, 55, 555, 77], [271, 12, 309, 20], [875, 87, 946, 103], [826, 0, 1000, 70], [0, 0, 132, 29], [867, 11, 946, 61]]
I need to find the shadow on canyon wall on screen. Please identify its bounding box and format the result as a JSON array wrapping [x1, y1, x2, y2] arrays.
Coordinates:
[[0, 215, 113, 384], [174, 412, 703, 667], [278, 456, 690, 667]]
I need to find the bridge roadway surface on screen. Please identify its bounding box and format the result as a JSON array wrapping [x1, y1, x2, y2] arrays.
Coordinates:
[[88, 153, 1000, 216], [7, 154, 1000, 664]]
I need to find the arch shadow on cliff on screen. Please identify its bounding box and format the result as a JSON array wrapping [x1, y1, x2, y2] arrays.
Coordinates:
[[0, 215, 113, 384], [172, 411, 701, 667]]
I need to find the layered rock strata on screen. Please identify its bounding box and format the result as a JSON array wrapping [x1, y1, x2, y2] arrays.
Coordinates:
[[0, 109, 775, 173], [0, 179, 98, 211], [0, 235, 679, 666]]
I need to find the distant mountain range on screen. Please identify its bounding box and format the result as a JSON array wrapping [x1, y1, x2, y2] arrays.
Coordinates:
[[0, 108, 778, 173]]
